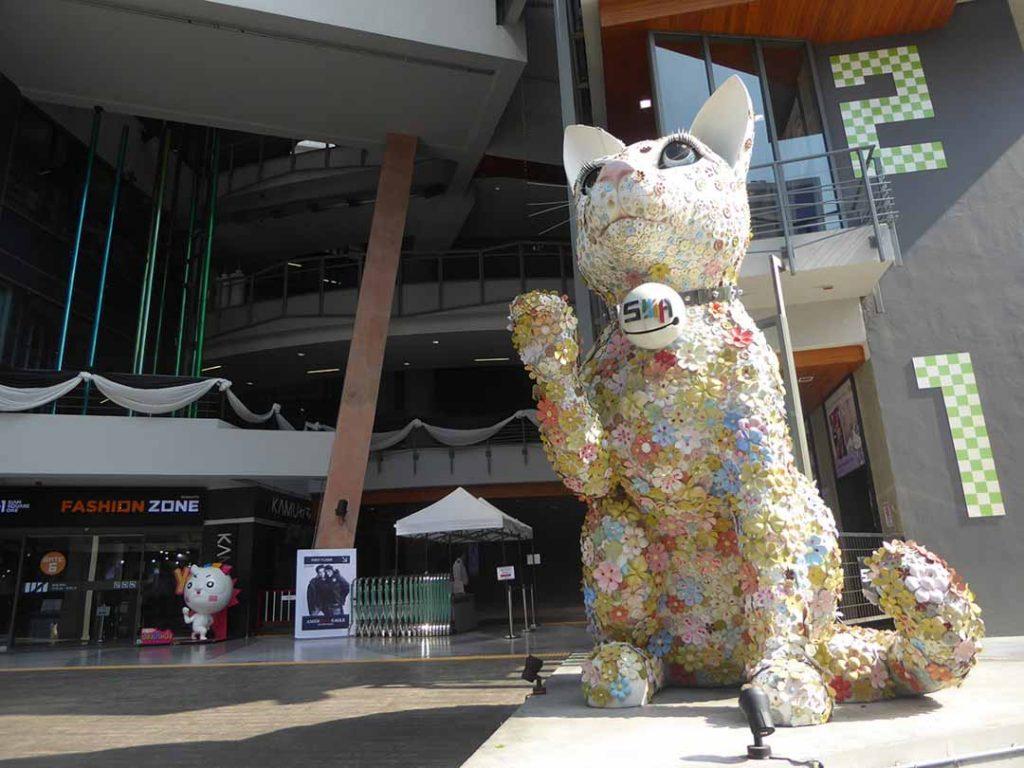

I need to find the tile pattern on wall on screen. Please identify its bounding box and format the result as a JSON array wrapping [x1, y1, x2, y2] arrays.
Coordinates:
[[830, 45, 947, 176], [913, 352, 1005, 518]]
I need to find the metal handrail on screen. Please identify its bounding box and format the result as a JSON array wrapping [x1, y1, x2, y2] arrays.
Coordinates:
[[208, 146, 900, 337], [209, 241, 574, 337]]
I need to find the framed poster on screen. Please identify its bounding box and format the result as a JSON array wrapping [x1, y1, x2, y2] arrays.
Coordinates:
[[824, 378, 866, 479], [294, 549, 356, 639]]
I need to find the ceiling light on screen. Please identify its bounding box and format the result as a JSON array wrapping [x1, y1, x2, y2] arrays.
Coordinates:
[[432, 339, 439, 345], [822, 285, 835, 291], [288, 262, 302, 268], [307, 367, 340, 374], [474, 357, 510, 362], [639, 98, 652, 110], [403, 361, 411, 366], [297, 351, 306, 357], [201, 364, 222, 372], [798, 375, 815, 383], [246, 381, 254, 385]]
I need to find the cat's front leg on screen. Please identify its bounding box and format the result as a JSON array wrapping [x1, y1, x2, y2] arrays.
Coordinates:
[[735, 483, 841, 726], [510, 291, 613, 497]]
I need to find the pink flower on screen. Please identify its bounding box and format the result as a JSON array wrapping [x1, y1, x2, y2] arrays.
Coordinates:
[[647, 543, 669, 573], [593, 561, 622, 593], [954, 639, 977, 664], [728, 326, 754, 348], [678, 615, 709, 646], [579, 443, 599, 463], [869, 662, 888, 689]]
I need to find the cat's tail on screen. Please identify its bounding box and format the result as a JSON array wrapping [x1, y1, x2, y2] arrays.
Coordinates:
[[817, 539, 984, 704]]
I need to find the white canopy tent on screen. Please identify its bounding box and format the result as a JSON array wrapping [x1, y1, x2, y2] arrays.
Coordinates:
[[393, 487, 533, 542], [394, 487, 536, 638]]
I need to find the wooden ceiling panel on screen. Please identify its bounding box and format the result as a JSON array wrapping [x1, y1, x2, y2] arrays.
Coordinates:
[[794, 345, 866, 412], [599, 0, 956, 41]]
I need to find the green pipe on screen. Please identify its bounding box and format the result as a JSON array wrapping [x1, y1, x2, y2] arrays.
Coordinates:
[[191, 130, 220, 379], [151, 146, 183, 373], [55, 106, 102, 371], [132, 123, 171, 374], [82, 124, 129, 413], [174, 147, 202, 376]]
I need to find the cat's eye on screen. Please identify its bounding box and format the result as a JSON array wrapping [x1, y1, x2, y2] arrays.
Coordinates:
[[186, 581, 193, 590], [579, 164, 602, 194], [659, 140, 700, 169], [206, 580, 215, 588]]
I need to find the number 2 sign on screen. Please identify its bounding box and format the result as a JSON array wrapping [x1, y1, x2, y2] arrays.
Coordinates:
[[831, 46, 947, 176]]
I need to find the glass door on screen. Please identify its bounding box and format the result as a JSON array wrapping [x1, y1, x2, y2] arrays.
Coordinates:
[[14, 534, 143, 645]]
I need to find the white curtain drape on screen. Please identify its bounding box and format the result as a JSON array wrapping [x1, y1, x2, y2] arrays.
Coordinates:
[[306, 410, 538, 450], [225, 388, 279, 424], [0, 373, 85, 412], [84, 373, 230, 415]]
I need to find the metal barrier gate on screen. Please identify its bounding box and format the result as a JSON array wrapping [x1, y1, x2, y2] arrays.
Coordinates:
[[351, 574, 452, 637]]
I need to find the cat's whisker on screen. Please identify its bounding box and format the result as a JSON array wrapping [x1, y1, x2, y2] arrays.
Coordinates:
[[537, 217, 570, 235], [528, 204, 570, 218]]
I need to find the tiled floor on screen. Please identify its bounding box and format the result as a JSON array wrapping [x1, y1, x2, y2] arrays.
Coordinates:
[[0, 625, 592, 767]]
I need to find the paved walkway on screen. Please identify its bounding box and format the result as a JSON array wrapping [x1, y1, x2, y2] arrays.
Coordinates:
[[464, 636, 1024, 768], [0, 625, 591, 767]]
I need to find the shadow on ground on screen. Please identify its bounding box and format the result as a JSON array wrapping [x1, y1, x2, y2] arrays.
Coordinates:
[[0, 704, 518, 768]]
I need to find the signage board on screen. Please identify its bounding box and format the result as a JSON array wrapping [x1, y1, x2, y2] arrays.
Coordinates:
[[825, 379, 866, 479], [0, 488, 204, 527], [294, 549, 356, 639], [496, 565, 516, 582]]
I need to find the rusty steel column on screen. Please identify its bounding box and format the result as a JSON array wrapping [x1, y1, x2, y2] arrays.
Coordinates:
[[315, 133, 417, 549]]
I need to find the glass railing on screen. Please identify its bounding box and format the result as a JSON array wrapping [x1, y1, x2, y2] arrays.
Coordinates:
[[209, 241, 574, 337]]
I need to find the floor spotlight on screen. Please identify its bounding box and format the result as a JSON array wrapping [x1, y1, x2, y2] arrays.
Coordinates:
[[738, 684, 775, 760], [521, 655, 546, 696]]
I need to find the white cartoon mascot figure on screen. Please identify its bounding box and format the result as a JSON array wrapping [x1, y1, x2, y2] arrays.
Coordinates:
[[181, 563, 239, 641]]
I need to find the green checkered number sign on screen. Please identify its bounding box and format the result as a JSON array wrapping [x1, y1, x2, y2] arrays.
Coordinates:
[[831, 46, 947, 176], [914, 353, 1005, 518]]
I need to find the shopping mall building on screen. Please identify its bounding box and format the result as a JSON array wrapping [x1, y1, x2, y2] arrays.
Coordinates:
[[0, 0, 1021, 648]]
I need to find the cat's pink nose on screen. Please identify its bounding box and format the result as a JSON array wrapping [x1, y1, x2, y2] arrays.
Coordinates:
[[596, 160, 634, 186]]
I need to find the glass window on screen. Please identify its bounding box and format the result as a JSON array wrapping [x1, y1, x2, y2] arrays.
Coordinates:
[[651, 36, 708, 134], [139, 532, 202, 639], [761, 42, 837, 233]]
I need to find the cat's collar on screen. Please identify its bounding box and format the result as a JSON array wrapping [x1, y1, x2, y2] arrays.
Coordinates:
[[680, 284, 742, 306]]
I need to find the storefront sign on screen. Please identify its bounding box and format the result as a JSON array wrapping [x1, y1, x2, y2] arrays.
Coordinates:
[[294, 549, 356, 640], [0, 488, 204, 527], [39, 551, 66, 576], [825, 379, 866, 479], [496, 565, 516, 581]]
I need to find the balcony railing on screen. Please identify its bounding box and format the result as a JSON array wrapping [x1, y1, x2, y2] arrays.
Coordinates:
[[746, 144, 901, 269], [208, 145, 898, 336], [209, 241, 574, 338]]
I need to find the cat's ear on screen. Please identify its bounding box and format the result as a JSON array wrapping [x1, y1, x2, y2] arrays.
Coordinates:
[[563, 125, 625, 185], [690, 75, 755, 176]]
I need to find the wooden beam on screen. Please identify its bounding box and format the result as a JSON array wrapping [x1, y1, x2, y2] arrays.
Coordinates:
[[794, 344, 866, 369], [600, 0, 751, 27], [314, 132, 418, 550], [362, 482, 574, 506]]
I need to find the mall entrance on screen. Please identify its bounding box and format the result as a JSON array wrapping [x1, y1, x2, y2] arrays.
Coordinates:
[[4, 530, 201, 648]]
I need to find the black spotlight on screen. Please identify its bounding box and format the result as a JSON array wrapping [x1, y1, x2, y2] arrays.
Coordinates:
[[521, 655, 546, 696], [335, 499, 348, 520], [738, 684, 775, 760]]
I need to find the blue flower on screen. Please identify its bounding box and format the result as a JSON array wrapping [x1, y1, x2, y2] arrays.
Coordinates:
[[723, 410, 744, 432], [609, 675, 633, 700], [711, 459, 742, 497], [805, 535, 828, 566], [652, 422, 677, 447], [647, 630, 674, 658], [677, 578, 703, 606], [602, 518, 625, 541], [583, 585, 597, 607], [736, 427, 763, 454], [631, 476, 651, 494]]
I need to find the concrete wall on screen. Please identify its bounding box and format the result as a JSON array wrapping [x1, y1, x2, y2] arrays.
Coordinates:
[[816, 0, 1024, 633]]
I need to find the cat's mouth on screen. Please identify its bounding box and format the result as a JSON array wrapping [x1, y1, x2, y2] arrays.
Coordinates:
[[598, 215, 661, 236]]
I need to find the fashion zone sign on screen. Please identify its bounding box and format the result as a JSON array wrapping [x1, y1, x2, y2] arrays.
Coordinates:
[[0, 488, 204, 527]]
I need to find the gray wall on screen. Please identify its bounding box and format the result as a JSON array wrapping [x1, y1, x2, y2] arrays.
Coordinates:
[[816, 0, 1024, 634]]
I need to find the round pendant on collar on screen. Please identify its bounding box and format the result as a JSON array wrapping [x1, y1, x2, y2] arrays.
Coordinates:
[[617, 282, 685, 350]]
